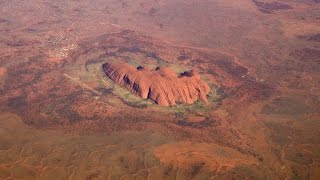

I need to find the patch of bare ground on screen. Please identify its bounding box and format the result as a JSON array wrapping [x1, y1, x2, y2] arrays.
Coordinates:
[[0, 67, 7, 87], [153, 142, 257, 172]]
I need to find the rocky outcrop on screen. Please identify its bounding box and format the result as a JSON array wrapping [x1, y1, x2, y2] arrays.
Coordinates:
[[103, 63, 210, 106]]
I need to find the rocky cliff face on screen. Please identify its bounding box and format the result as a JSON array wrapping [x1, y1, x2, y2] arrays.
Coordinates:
[[103, 63, 210, 106]]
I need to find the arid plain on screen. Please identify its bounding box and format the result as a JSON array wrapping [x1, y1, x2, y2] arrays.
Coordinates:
[[0, 0, 319, 179]]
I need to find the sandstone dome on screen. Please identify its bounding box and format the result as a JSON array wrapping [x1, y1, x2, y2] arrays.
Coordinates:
[[103, 63, 210, 106]]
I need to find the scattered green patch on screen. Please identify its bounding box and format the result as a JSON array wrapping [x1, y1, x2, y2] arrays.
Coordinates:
[[207, 84, 222, 103]]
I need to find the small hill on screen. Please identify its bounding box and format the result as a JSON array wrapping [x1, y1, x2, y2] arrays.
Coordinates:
[[103, 63, 210, 106]]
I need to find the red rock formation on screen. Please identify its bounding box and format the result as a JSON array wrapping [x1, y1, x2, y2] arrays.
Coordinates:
[[103, 63, 210, 106]]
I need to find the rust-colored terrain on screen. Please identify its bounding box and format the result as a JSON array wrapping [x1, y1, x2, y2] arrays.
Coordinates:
[[0, 0, 319, 179], [103, 63, 210, 106]]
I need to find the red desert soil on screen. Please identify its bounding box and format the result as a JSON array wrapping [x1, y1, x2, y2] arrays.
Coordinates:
[[103, 63, 210, 106], [0, 67, 7, 85], [0, 67, 6, 76], [153, 142, 257, 171]]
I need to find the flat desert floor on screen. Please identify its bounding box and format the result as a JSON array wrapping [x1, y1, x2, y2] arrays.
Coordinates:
[[0, 0, 319, 179]]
